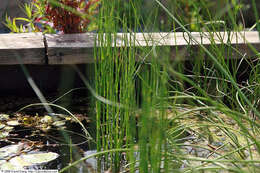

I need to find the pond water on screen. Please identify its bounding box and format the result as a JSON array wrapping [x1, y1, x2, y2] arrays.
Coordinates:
[[0, 88, 99, 172], [0, 111, 98, 171]]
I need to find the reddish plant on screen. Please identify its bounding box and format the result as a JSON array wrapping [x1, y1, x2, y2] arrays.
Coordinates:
[[33, 0, 100, 33]]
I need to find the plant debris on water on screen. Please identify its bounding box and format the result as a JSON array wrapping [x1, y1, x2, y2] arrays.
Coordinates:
[[0, 111, 92, 170]]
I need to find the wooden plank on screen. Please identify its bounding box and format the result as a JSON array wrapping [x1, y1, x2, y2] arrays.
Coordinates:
[[0, 31, 259, 64], [46, 31, 260, 47], [125, 31, 260, 46], [46, 31, 260, 64], [116, 31, 260, 60], [46, 33, 95, 64], [0, 33, 45, 64]]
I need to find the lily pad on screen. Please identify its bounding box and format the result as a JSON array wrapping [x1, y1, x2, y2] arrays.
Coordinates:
[[0, 131, 9, 138], [0, 160, 23, 170], [0, 123, 6, 130], [21, 152, 59, 164], [9, 156, 31, 168], [0, 114, 9, 121], [0, 143, 22, 159], [7, 120, 20, 126], [4, 126, 14, 131], [0, 152, 59, 170]]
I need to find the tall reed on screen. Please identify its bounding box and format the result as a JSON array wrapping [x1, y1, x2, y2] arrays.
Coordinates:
[[95, 0, 139, 171], [16, 0, 258, 172], [91, 0, 260, 172]]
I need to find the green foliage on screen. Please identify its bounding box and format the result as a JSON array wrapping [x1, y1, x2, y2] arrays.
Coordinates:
[[92, 0, 260, 172], [6, 0, 259, 172], [4, 0, 100, 33], [4, 2, 54, 33]]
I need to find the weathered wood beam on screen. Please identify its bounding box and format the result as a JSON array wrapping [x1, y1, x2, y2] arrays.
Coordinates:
[[46, 33, 95, 64], [107, 31, 260, 46], [0, 33, 45, 64], [0, 31, 259, 65], [46, 31, 260, 64]]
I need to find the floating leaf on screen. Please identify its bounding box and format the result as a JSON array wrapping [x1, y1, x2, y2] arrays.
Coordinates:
[[40, 115, 53, 124], [4, 126, 14, 131], [7, 120, 20, 126], [65, 117, 72, 121], [39, 124, 51, 132], [0, 123, 6, 130], [0, 160, 23, 170], [0, 114, 9, 121], [9, 156, 31, 167], [21, 152, 59, 164], [0, 131, 9, 138], [0, 143, 23, 159], [0, 149, 59, 170], [52, 120, 66, 127]]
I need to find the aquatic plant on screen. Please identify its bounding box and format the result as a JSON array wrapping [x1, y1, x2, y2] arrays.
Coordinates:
[[5, 0, 260, 172]]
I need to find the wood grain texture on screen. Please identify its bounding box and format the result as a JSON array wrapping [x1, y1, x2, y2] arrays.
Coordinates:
[[0, 32, 259, 64], [128, 31, 260, 46], [0, 33, 45, 64], [46, 31, 260, 47], [45, 33, 95, 64], [46, 31, 260, 64]]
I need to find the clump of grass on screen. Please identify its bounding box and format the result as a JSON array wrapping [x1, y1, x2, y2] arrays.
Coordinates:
[[91, 0, 260, 172]]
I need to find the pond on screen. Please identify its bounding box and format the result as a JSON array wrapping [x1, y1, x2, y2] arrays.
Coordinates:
[[0, 91, 99, 172]]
